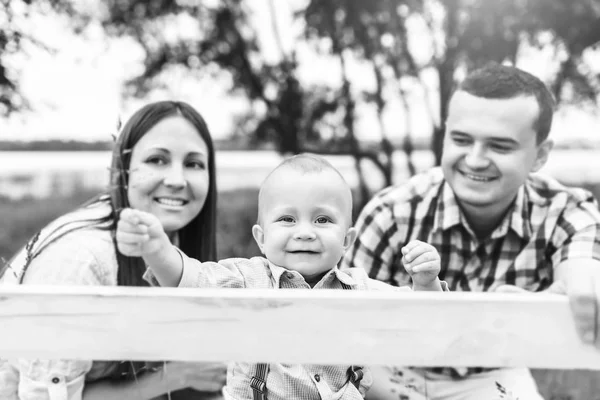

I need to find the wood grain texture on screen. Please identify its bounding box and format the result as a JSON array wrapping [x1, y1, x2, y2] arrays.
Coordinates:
[[0, 285, 598, 369]]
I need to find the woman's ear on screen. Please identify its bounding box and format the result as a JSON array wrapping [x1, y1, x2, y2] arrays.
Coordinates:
[[343, 227, 358, 250], [252, 224, 265, 254]]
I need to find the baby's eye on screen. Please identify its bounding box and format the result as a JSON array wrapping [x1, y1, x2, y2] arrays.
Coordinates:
[[315, 216, 331, 224], [278, 216, 295, 223]]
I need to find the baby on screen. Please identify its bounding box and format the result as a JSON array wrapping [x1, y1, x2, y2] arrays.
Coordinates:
[[117, 154, 446, 400]]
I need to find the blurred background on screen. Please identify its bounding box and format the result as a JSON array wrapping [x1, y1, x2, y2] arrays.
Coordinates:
[[1, 1, 600, 398]]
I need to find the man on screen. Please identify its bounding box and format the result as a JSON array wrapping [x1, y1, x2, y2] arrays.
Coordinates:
[[341, 63, 600, 399]]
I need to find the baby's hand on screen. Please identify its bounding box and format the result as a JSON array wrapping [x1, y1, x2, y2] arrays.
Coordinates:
[[116, 208, 169, 257], [401, 240, 441, 290]]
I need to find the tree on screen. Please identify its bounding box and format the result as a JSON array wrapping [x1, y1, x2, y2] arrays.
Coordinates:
[[99, 0, 412, 204], [96, 0, 600, 205], [0, 0, 88, 116], [5, 1, 600, 187], [302, 0, 600, 165]]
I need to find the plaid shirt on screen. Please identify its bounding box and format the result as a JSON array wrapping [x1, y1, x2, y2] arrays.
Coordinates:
[[341, 167, 600, 377], [158, 254, 422, 400], [343, 167, 600, 292]]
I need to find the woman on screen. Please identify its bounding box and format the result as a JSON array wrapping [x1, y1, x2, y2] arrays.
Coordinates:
[[0, 101, 227, 399]]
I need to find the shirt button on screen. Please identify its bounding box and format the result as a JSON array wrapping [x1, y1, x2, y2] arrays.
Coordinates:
[[314, 374, 320, 382], [51, 377, 60, 384]]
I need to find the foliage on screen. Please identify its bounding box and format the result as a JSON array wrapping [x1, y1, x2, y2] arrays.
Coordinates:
[[3, 0, 600, 202], [302, 0, 600, 163], [89, 0, 600, 205], [0, 0, 90, 116]]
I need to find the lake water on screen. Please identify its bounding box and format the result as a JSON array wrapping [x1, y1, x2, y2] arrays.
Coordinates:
[[0, 150, 598, 199]]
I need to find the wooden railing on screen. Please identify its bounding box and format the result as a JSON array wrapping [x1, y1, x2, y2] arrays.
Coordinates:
[[1, 285, 599, 370]]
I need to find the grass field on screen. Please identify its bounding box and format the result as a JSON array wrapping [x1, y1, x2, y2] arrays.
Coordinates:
[[2, 185, 600, 399]]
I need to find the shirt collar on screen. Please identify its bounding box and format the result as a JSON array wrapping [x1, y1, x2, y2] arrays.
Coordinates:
[[432, 181, 462, 232], [266, 261, 357, 288], [331, 265, 358, 286], [312, 265, 358, 288], [482, 185, 532, 241], [433, 180, 532, 241], [266, 261, 290, 287], [505, 184, 533, 241]]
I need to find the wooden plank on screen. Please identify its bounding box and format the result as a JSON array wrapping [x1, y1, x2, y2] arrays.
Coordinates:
[[0, 285, 598, 369]]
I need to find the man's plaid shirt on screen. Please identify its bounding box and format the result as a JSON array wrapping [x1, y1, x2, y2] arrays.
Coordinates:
[[341, 167, 600, 378], [342, 167, 600, 293]]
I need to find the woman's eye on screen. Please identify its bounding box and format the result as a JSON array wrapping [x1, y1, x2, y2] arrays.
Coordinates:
[[315, 217, 331, 224], [145, 156, 167, 166], [187, 160, 206, 170]]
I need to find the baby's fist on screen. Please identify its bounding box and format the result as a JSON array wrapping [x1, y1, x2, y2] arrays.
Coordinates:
[[116, 208, 164, 257], [401, 240, 441, 290]]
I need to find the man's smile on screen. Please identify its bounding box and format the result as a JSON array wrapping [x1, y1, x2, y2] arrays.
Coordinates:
[[457, 169, 498, 182]]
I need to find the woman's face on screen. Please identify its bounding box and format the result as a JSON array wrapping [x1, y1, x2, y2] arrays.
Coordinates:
[[127, 116, 210, 236]]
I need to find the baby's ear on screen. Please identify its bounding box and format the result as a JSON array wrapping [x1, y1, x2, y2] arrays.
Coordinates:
[[343, 227, 357, 250], [251, 224, 266, 254]]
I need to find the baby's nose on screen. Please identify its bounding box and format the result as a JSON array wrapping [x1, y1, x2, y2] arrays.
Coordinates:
[[293, 226, 316, 240]]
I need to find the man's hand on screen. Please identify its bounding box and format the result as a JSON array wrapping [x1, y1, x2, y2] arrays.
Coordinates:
[[558, 260, 600, 349], [116, 208, 169, 258], [401, 240, 441, 291], [497, 258, 600, 350]]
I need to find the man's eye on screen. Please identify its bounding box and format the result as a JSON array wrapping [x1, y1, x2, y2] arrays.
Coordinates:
[[490, 144, 512, 153], [315, 217, 331, 224], [452, 137, 471, 146]]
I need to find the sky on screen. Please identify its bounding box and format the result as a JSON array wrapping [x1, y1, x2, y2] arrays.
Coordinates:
[[1, 0, 600, 146]]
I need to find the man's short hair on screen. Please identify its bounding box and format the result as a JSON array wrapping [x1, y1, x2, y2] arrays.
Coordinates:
[[457, 63, 555, 143]]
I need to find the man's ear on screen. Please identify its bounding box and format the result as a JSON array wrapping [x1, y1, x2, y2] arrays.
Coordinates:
[[343, 227, 358, 250], [252, 224, 265, 254], [532, 139, 553, 172]]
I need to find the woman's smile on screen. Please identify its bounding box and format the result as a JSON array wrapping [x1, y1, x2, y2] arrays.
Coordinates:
[[154, 197, 189, 208]]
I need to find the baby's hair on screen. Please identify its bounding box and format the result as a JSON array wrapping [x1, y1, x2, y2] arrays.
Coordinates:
[[257, 153, 352, 224], [274, 153, 345, 179]]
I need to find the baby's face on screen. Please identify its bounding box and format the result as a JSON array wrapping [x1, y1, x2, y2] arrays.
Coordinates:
[[252, 169, 355, 281]]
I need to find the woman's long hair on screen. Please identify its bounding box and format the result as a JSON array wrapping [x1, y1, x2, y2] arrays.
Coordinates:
[[2, 100, 218, 381], [109, 100, 218, 287], [107, 101, 218, 381]]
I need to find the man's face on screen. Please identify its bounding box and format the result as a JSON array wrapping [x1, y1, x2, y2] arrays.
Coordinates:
[[441, 91, 552, 219]]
